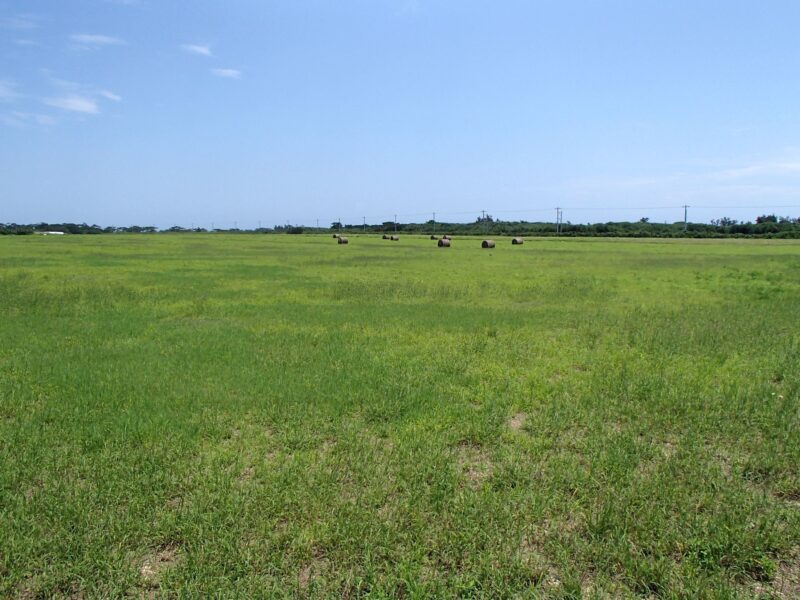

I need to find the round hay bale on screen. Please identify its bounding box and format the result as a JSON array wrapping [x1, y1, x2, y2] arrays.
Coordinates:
[[482, 239, 495, 249], [442, 235, 451, 240], [337, 236, 349, 244], [430, 235, 438, 240], [390, 235, 399, 241], [512, 237, 524, 245], [382, 234, 389, 240], [332, 233, 339, 238], [438, 238, 451, 247]]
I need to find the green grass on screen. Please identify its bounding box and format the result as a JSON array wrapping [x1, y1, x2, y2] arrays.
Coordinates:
[[1, 234, 798, 598]]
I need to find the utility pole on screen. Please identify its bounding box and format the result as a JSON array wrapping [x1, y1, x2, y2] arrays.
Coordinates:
[[338, 217, 341, 234], [683, 205, 689, 231], [433, 212, 436, 235], [394, 214, 397, 233], [316, 219, 319, 229], [555, 208, 561, 235], [363, 216, 366, 233]]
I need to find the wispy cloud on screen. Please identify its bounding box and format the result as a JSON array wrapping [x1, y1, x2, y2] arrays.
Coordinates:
[[211, 68, 241, 79], [2, 110, 56, 127], [98, 90, 122, 102], [14, 39, 39, 46], [0, 14, 40, 30], [69, 33, 126, 49], [0, 80, 17, 100], [181, 44, 212, 56], [42, 78, 122, 115], [44, 94, 99, 114]]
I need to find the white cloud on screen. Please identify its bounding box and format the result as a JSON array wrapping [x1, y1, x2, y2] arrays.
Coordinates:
[[0, 14, 40, 30], [40, 78, 122, 115], [181, 44, 212, 56], [211, 68, 241, 79], [7, 111, 56, 126], [0, 80, 18, 101], [45, 94, 99, 114], [0, 114, 23, 127], [98, 90, 122, 102], [70, 34, 126, 48]]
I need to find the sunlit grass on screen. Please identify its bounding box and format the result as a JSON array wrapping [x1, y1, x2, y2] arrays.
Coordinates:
[[1, 234, 798, 598]]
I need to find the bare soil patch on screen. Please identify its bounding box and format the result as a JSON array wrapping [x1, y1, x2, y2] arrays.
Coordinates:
[[139, 544, 182, 588], [508, 412, 527, 432], [298, 549, 329, 592], [752, 548, 800, 599], [457, 442, 493, 489]]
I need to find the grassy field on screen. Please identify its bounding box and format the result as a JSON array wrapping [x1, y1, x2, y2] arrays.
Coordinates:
[[1, 234, 798, 598]]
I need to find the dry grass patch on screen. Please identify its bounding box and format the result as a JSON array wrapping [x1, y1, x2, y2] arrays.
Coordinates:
[[139, 544, 183, 590], [771, 552, 800, 599], [456, 442, 493, 489], [752, 548, 800, 599], [298, 549, 329, 592], [238, 465, 255, 482], [508, 412, 527, 432]]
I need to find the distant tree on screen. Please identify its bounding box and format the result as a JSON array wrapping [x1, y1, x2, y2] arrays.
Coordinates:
[[756, 214, 778, 224]]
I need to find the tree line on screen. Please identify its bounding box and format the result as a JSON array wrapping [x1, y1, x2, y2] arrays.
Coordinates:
[[2, 215, 800, 238]]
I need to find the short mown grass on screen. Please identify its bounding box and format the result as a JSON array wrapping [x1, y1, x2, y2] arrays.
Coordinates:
[[1, 234, 798, 598]]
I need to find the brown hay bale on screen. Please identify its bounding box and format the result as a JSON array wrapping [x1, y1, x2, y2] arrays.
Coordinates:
[[438, 238, 451, 247], [390, 235, 399, 241], [430, 235, 438, 240], [512, 237, 524, 245], [337, 236, 349, 244], [481, 239, 495, 249]]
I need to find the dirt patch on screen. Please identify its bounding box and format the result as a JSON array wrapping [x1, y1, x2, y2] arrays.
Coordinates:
[[508, 412, 527, 432], [774, 489, 800, 507], [519, 534, 560, 592], [637, 438, 679, 479], [368, 434, 395, 452], [238, 465, 255, 481], [457, 442, 493, 489], [772, 552, 800, 599], [298, 550, 329, 591], [661, 439, 677, 459], [139, 544, 182, 588], [15, 577, 37, 599], [752, 548, 800, 599], [166, 496, 183, 509]]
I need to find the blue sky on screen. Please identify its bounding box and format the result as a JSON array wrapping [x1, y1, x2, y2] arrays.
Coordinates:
[[2, 0, 800, 228]]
